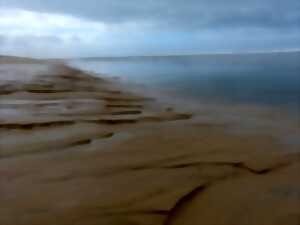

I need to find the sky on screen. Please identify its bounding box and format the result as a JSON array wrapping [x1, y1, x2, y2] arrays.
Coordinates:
[[0, 0, 299, 58]]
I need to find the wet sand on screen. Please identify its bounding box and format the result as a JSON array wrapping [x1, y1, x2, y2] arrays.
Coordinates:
[[0, 57, 300, 225]]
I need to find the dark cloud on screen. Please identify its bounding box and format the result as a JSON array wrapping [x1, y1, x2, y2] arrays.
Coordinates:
[[0, 0, 299, 57], [1, 0, 300, 31]]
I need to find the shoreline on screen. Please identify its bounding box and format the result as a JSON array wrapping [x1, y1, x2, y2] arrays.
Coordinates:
[[69, 63, 300, 151], [1, 57, 300, 225]]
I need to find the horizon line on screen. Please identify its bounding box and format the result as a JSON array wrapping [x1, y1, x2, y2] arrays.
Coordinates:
[[73, 49, 300, 60], [1, 49, 300, 60]]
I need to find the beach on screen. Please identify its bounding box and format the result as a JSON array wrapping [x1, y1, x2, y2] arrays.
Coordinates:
[[1, 56, 300, 225]]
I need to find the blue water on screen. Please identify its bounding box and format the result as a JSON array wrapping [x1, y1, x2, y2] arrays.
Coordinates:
[[71, 52, 300, 113]]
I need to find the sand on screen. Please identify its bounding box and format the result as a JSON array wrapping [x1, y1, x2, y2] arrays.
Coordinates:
[[0, 56, 299, 225]]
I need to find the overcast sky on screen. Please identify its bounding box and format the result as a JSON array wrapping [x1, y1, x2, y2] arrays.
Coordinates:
[[0, 0, 299, 58]]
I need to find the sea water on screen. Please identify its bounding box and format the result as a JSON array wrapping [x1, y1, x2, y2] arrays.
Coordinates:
[[70, 52, 300, 114]]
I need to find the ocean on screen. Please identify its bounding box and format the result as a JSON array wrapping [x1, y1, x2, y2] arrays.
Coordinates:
[[70, 52, 300, 114]]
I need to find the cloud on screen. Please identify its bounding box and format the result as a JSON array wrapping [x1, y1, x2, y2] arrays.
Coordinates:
[[1, 0, 300, 30], [0, 0, 299, 57], [0, 8, 108, 38], [0, 35, 6, 45], [0, 8, 112, 57], [0, 34, 66, 57]]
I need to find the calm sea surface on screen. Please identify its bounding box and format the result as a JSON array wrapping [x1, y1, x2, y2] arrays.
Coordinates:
[[70, 52, 300, 113]]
